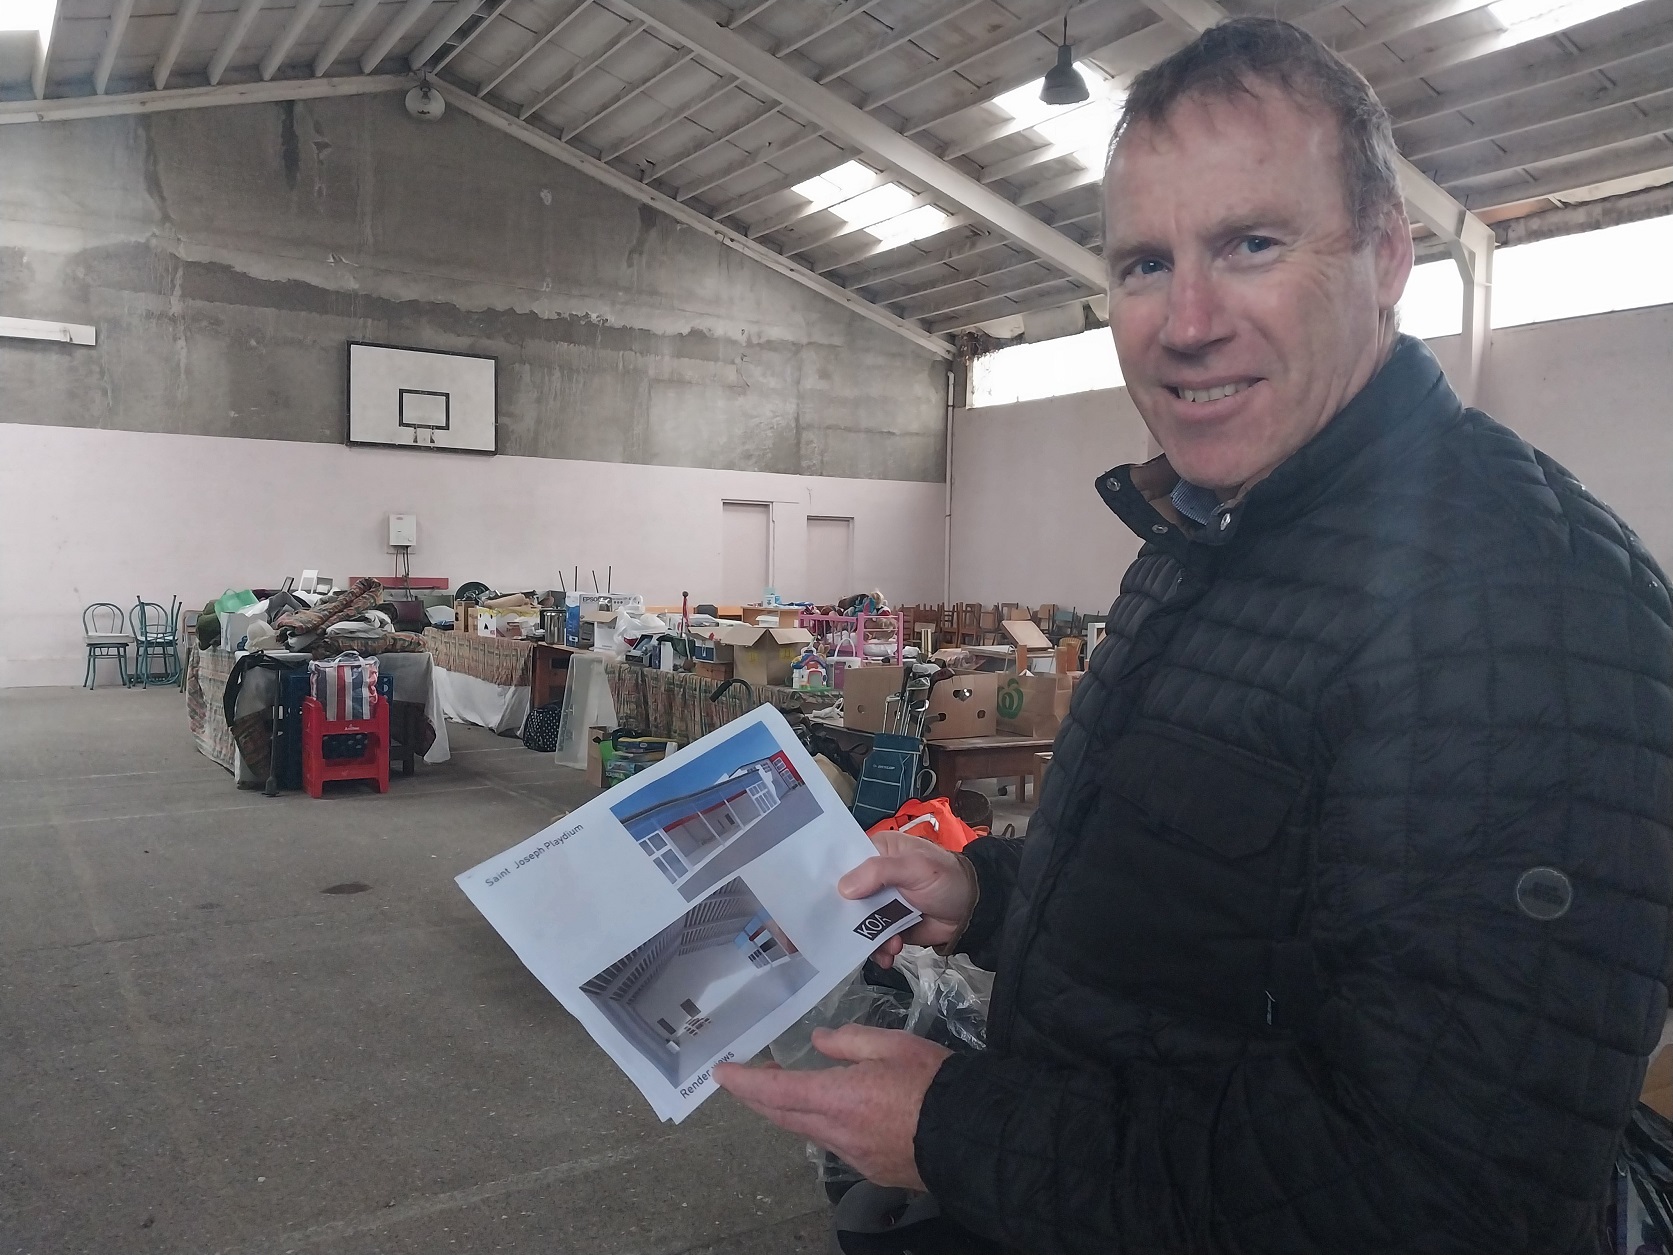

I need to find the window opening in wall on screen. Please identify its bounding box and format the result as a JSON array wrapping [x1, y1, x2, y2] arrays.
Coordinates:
[[968, 326, 1124, 408], [966, 212, 1673, 408]]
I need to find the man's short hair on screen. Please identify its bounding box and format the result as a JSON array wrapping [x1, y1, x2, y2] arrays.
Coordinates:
[[1107, 17, 1403, 247]]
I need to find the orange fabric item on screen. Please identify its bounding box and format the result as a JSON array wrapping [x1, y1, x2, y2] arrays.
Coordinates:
[[866, 796, 987, 853]]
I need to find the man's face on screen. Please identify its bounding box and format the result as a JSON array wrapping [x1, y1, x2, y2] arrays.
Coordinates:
[[1103, 84, 1413, 495]]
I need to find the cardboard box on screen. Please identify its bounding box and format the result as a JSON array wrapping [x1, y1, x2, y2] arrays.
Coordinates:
[[693, 659, 733, 685], [997, 671, 1076, 739], [718, 624, 814, 687], [842, 664, 905, 733], [843, 666, 998, 740], [924, 672, 997, 740]]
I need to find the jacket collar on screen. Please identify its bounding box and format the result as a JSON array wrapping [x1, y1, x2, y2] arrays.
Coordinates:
[[1096, 336, 1463, 557]]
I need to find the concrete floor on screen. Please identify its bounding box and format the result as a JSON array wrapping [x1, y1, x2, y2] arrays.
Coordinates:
[[0, 686, 846, 1255]]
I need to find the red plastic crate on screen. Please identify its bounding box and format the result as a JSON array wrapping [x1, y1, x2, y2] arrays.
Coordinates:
[[300, 693, 389, 798]]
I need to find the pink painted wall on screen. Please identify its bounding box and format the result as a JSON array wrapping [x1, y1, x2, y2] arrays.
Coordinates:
[[0, 424, 945, 687], [950, 305, 1673, 615]]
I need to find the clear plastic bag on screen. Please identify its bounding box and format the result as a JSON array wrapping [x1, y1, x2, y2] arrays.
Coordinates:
[[769, 946, 993, 1197]]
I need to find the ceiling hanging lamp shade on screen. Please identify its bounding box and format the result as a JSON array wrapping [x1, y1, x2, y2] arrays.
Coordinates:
[[1040, 17, 1089, 106]]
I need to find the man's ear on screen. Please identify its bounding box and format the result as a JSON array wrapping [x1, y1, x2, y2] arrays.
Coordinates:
[[1374, 206, 1416, 312]]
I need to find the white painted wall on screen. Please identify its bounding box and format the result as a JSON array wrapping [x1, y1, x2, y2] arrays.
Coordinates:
[[0, 424, 944, 687], [949, 304, 1673, 615]]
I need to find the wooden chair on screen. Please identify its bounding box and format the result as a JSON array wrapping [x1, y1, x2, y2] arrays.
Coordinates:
[[955, 603, 983, 647]]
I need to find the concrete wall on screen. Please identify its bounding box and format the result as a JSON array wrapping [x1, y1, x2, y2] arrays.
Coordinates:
[[950, 304, 1673, 615], [0, 95, 951, 686], [0, 94, 946, 477]]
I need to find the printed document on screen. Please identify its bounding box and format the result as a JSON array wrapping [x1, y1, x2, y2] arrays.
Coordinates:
[[457, 705, 919, 1121]]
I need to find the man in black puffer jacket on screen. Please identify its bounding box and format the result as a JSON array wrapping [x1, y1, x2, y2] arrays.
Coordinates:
[[719, 19, 1673, 1253]]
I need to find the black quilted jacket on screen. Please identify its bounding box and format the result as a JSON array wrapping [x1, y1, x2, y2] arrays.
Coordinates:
[[916, 337, 1673, 1254]]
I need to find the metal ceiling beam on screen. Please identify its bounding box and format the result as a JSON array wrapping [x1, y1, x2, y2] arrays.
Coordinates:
[[941, 98, 1096, 161], [208, 0, 268, 85], [850, 230, 995, 286], [1393, 17, 1673, 128], [774, 0, 881, 58], [1424, 93, 1673, 185], [617, 0, 1106, 285], [33, 3, 66, 98], [154, 0, 203, 89], [313, 0, 382, 76], [1331, 0, 1494, 56], [927, 280, 1096, 335], [1134, 0, 1232, 34], [1015, 164, 1100, 207], [812, 0, 985, 87], [261, 0, 323, 77], [980, 140, 1083, 185], [433, 0, 515, 70], [410, 0, 486, 68], [516, 16, 647, 118], [906, 268, 1066, 322], [93, 0, 137, 94], [601, 72, 738, 160], [653, 100, 785, 179], [896, 260, 1052, 318], [675, 125, 828, 201], [740, 161, 885, 233], [361, 0, 436, 72], [564, 47, 695, 137], [816, 213, 975, 270], [1, 72, 407, 124], [1459, 142, 1673, 209], [726, 0, 777, 27], [433, 81, 953, 356], [891, 249, 1035, 304], [781, 189, 940, 255], [714, 147, 868, 221], [479, 1, 593, 98], [1402, 50, 1673, 159]]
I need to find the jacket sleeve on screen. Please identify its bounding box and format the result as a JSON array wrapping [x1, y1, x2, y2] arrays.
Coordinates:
[[915, 568, 1673, 1254], [954, 833, 1026, 971]]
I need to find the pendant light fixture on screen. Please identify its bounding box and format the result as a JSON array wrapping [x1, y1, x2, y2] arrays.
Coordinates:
[[1039, 14, 1089, 105]]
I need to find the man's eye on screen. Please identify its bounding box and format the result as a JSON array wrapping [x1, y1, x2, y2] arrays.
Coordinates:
[[1125, 258, 1167, 279], [1237, 236, 1276, 255]]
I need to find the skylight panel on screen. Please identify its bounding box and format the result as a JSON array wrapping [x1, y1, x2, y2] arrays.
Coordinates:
[[0, 0, 56, 37], [788, 160, 950, 250], [1487, 0, 1640, 38]]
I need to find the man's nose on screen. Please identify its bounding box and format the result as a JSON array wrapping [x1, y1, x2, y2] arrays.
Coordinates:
[[1157, 268, 1230, 354]]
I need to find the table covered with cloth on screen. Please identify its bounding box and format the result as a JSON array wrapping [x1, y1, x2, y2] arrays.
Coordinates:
[[187, 646, 449, 786], [422, 628, 534, 734], [604, 663, 838, 744]]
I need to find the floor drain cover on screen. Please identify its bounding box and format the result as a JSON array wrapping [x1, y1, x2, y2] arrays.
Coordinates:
[[320, 882, 371, 895]]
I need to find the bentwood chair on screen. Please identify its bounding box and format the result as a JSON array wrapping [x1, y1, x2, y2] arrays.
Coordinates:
[[130, 597, 181, 688], [82, 603, 132, 689]]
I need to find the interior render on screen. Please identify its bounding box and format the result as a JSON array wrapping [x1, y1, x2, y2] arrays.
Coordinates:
[[4, 0, 1673, 1248], [582, 875, 815, 1084]]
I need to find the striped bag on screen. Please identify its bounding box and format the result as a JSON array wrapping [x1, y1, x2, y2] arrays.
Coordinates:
[[309, 651, 380, 721]]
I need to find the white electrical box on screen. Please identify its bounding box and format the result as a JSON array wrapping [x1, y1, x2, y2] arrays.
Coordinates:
[[388, 514, 418, 549]]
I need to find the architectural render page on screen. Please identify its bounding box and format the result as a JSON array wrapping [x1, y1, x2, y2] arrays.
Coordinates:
[[456, 707, 918, 1121]]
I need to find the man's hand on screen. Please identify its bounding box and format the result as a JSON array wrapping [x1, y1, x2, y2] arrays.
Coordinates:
[[714, 1025, 951, 1189], [839, 832, 976, 968]]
